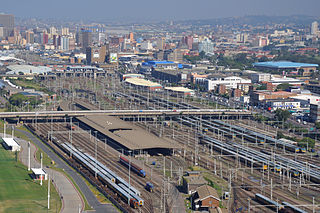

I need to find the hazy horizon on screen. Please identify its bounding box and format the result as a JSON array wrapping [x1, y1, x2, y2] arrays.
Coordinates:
[[2, 0, 320, 22]]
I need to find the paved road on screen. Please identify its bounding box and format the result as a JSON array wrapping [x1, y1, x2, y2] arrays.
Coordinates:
[[15, 128, 119, 213], [15, 134, 84, 213]]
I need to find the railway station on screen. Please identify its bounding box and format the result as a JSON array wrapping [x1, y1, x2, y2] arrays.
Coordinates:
[[75, 114, 179, 156]]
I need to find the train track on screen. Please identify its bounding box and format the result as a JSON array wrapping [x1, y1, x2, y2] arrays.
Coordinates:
[[33, 122, 165, 213]]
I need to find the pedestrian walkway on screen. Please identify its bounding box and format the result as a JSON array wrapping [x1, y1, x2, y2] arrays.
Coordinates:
[[11, 134, 84, 213]]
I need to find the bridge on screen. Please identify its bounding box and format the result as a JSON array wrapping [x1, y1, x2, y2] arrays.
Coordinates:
[[0, 109, 252, 118]]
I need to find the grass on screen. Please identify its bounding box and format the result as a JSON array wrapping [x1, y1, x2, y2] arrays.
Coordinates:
[[0, 145, 61, 213], [0, 121, 92, 211]]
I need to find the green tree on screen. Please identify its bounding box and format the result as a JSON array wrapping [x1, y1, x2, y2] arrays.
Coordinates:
[[298, 137, 315, 149], [9, 94, 28, 106], [315, 122, 320, 130], [274, 109, 291, 122], [276, 83, 291, 91]]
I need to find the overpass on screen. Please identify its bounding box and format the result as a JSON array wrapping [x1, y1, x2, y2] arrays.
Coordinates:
[[0, 109, 252, 119]]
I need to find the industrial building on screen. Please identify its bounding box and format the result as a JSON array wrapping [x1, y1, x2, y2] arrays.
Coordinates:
[[196, 76, 251, 91], [125, 77, 162, 91], [250, 91, 297, 106], [151, 69, 189, 84], [253, 61, 318, 76]]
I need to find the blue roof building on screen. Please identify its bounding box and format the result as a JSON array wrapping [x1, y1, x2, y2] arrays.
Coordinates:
[[253, 61, 319, 69], [142, 61, 183, 69]]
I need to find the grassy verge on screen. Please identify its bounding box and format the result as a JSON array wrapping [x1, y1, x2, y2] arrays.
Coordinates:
[[0, 144, 61, 213]]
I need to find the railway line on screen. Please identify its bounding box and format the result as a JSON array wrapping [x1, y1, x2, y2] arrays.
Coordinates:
[[31, 122, 163, 213]]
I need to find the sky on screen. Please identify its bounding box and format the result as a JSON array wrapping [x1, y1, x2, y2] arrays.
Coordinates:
[[2, 0, 320, 21]]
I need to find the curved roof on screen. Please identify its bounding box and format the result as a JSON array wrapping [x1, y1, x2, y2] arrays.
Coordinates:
[[6, 65, 51, 75], [125, 77, 162, 88], [253, 61, 319, 69]]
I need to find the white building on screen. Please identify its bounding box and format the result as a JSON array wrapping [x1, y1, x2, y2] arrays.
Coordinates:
[[199, 38, 214, 54], [196, 76, 251, 91], [140, 41, 153, 50], [251, 73, 271, 83], [311, 21, 319, 35], [2, 137, 21, 152]]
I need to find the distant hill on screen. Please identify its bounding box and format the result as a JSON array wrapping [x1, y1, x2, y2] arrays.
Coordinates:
[[178, 15, 320, 27]]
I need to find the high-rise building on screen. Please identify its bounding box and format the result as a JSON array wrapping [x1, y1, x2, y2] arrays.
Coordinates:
[[129, 32, 134, 42], [183, 35, 193, 50], [61, 27, 69, 36], [61, 36, 70, 51], [156, 37, 165, 50], [0, 14, 14, 38], [199, 38, 214, 54], [311, 21, 319, 35], [25, 31, 34, 44], [81, 29, 92, 51]]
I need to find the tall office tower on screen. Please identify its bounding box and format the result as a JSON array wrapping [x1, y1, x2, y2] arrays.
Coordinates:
[[311, 21, 319, 35], [61, 36, 70, 51], [0, 13, 14, 38], [183, 35, 193, 50], [81, 29, 92, 52], [49, 27, 57, 35], [26, 31, 34, 44], [61, 27, 69, 36], [156, 37, 165, 50], [129, 32, 134, 42]]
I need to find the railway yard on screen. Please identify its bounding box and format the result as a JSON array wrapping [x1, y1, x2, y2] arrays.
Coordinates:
[[15, 75, 320, 213]]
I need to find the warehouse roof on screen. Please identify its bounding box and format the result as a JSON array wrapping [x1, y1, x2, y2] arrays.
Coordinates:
[[165, 87, 194, 93], [125, 77, 162, 88], [253, 61, 319, 69]]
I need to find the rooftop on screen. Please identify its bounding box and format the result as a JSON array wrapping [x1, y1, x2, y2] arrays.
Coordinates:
[[2, 137, 20, 147], [6, 65, 51, 75], [194, 185, 220, 202], [165, 87, 194, 93], [31, 168, 46, 175], [253, 61, 319, 69], [125, 77, 162, 88]]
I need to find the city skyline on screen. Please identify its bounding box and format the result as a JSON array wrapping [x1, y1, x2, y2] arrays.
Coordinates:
[[1, 0, 320, 22]]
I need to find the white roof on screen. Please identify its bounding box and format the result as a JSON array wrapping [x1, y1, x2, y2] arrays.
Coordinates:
[[31, 168, 46, 175], [125, 77, 162, 87], [2, 137, 20, 147], [165, 87, 194, 93], [6, 65, 51, 75]]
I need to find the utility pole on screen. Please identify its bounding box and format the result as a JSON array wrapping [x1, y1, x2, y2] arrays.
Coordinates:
[[28, 142, 31, 171], [48, 175, 50, 210]]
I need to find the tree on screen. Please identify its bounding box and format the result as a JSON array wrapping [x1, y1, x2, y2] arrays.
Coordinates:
[[276, 83, 291, 91], [9, 94, 27, 106], [298, 137, 315, 149], [315, 122, 320, 130], [256, 84, 267, 90], [274, 109, 291, 122]]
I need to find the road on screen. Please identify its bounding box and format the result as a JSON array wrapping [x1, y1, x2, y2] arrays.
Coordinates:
[[15, 128, 119, 213]]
